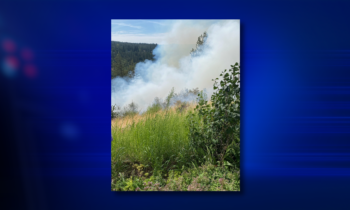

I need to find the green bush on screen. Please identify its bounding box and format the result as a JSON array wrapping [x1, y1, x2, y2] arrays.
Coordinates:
[[111, 162, 240, 191], [188, 63, 240, 169]]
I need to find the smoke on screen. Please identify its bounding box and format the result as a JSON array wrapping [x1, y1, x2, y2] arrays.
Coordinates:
[[111, 20, 240, 112]]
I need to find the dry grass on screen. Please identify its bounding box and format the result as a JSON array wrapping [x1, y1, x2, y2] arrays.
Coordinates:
[[111, 102, 198, 129], [111, 114, 144, 129]]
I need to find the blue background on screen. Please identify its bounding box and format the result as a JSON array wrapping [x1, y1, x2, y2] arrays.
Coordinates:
[[1, 0, 350, 209]]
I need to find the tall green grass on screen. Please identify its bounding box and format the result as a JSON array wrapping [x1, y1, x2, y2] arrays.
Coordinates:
[[112, 109, 200, 176]]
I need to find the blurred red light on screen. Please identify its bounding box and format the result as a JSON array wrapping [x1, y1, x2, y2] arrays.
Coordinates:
[[5, 56, 19, 69], [21, 48, 34, 61], [24, 64, 37, 78], [2, 39, 16, 53]]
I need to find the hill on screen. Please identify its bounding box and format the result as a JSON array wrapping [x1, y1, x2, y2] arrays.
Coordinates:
[[111, 41, 157, 78]]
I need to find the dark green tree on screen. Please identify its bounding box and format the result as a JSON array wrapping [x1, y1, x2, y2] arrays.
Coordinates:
[[115, 53, 124, 76], [190, 31, 208, 57], [111, 41, 157, 78]]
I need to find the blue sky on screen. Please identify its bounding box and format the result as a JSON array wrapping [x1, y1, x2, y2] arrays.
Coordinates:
[[111, 20, 176, 44]]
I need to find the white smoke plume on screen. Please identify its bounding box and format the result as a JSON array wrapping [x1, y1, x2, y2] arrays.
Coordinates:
[[111, 20, 240, 112]]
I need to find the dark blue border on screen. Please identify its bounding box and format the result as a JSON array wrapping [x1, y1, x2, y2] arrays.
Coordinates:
[[1, 1, 350, 209]]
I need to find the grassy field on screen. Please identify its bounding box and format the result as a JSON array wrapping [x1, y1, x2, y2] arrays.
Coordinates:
[[112, 106, 192, 172], [111, 103, 240, 191], [111, 64, 240, 191]]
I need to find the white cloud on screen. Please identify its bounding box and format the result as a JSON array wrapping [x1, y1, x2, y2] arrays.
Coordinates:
[[111, 22, 142, 29], [141, 20, 167, 26]]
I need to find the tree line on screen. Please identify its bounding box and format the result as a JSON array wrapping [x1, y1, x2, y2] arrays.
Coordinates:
[[111, 41, 157, 78], [111, 32, 207, 79]]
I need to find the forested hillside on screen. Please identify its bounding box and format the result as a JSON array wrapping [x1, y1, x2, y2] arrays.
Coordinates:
[[111, 41, 157, 78]]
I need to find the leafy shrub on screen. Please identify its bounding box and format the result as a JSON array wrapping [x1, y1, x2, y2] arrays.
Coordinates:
[[188, 63, 240, 169], [111, 162, 240, 191], [197, 90, 208, 104]]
